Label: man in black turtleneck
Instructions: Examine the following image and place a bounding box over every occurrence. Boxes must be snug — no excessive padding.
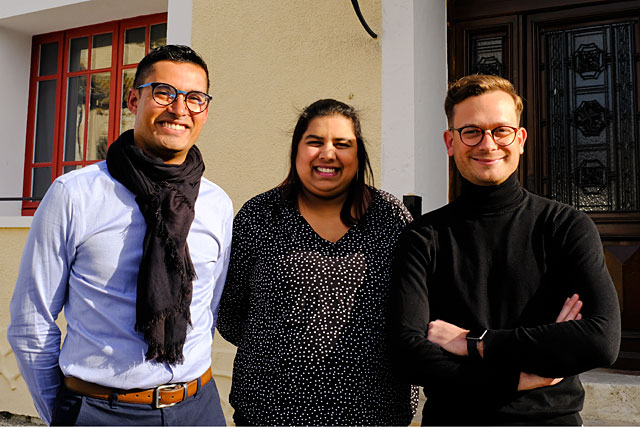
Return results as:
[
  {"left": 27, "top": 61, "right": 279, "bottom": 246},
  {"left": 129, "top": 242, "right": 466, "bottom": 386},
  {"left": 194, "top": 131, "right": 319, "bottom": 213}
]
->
[{"left": 390, "top": 75, "right": 620, "bottom": 425}]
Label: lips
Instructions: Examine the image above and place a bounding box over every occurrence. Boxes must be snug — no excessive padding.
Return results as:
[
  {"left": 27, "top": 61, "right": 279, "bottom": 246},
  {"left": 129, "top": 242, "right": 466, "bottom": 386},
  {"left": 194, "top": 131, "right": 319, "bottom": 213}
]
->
[
  {"left": 473, "top": 157, "right": 504, "bottom": 164},
  {"left": 314, "top": 166, "right": 340, "bottom": 177}
]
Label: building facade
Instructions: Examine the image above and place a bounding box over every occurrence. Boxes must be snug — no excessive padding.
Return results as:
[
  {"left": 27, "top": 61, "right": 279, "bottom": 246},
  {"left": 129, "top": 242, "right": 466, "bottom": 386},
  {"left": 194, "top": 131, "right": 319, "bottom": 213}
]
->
[{"left": 0, "top": 0, "right": 447, "bottom": 421}]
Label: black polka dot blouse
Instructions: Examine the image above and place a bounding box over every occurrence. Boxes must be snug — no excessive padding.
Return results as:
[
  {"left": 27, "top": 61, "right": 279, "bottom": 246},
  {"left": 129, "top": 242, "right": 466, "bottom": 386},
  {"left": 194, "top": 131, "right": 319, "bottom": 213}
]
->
[{"left": 217, "top": 187, "right": 417, "bottom": 426}]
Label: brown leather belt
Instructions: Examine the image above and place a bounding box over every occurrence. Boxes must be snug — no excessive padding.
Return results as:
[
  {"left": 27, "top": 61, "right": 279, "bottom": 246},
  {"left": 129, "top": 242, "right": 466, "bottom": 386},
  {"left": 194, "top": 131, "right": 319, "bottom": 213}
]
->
[{"left": 63, "top": 367, "right": 212, "bottom": 409}]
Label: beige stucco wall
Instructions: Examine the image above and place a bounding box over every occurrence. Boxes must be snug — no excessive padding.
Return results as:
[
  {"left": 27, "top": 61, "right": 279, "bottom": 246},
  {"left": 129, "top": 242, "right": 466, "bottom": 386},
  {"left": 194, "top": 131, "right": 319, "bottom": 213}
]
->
[
  {"left": 193, "top": 0, "right": 383, "bottom": 206},
  {"left": 0, "top": 0, "right": 382, "bottom": 423},
  {"left": 0, "top": 228, "right": 34, "bottom": 416},
  {"left": 192, "top": 1, "right": 382, "bottom": 422}
]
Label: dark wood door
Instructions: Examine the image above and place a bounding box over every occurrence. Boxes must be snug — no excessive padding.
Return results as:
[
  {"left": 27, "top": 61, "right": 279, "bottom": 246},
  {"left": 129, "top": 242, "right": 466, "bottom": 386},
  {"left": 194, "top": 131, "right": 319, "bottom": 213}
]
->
[{"left": 448, "top": 0, "right": 640, "bottom": 370}]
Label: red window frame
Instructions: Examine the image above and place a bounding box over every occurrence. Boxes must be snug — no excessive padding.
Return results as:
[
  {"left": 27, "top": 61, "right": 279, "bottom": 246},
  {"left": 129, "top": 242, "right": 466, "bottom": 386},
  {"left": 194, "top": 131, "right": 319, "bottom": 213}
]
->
[{"left": 22, "top": 13, "right": 167, "bottom": 216}]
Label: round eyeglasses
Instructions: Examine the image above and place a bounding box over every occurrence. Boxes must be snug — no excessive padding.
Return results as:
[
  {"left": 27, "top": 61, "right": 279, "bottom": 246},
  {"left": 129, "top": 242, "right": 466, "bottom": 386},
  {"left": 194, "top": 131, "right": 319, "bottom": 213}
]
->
[
  {"left": 137, "top": 82, "right": 212, "bottom": 114},
  {"left": 450, "top": 125, "right": 519, "bottom": 147}
]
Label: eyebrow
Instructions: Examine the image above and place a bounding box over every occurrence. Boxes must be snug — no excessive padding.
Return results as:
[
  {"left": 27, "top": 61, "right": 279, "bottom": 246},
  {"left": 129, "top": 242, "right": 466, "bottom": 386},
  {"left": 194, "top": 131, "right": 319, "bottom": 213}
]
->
[
  {"left": 304, "top": 134, "right": 354, "bottom": 142},
  {"left": 457, "top": 122, "right": 514, "bottom": 128}
]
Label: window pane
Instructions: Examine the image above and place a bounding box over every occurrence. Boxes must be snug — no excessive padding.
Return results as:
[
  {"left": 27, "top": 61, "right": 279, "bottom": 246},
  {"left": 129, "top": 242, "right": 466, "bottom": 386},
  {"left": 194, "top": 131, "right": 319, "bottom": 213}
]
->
[
  {"left": 64, "top": 76, "right": 87, "bottom": 162},
  {"left": 87, "top": 72, "right": 110, "bottom": 160},
  {"left": 470, "top": 36, "right": 506, "bottom": 78},
  {"left": 69, "top": 37, "right": 89, "bottom": 72},
  {"left": 34, "top": 80, "right": 57, "bottom": 163},
  {"left": 63, "top": 165, "right": 82, "bottom": 174},
  {"left": 32, "top": 167, "right": 52, "bottom": 199},
  {"left": 150, "top": 23, "right": 167, "bottom": 50},
  {"left": 39, "top": 42, "right": 59, "bottom": 76},
  {"left": 120, "top": 68, "right": 136, "bottom": 132},
  {"left": 91, "top": 33, "right": 113, "bottom": 69},
  {"left": 124, "top": 27, "right": 145, "bottom": 65}
]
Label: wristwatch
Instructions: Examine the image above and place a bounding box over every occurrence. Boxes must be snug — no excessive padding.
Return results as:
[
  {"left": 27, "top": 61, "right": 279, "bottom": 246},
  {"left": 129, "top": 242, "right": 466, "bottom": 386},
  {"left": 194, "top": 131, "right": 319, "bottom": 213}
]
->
[{"left": 466, "top": 328, "right": 487, "bottom": 359}]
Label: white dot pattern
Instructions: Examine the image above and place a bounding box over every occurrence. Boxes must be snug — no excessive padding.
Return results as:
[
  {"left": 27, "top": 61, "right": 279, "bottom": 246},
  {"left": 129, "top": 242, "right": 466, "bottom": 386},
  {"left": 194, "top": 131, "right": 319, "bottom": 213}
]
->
[{"left": 218, "top": 187, "right": 417, "bottom": 425}]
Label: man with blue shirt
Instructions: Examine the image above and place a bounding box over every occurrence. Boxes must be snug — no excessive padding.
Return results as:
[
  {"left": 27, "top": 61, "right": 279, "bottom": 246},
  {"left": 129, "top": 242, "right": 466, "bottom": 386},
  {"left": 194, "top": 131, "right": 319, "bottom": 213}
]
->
[{"left": 8, "top": 45, "right": 233, "bottom": 426}]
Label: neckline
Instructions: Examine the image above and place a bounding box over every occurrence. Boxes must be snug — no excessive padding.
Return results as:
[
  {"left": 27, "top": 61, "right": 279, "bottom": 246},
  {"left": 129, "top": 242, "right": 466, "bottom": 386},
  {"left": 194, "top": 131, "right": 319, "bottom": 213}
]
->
[
  {"left": 290, "top": 187, "right": 379, "bottom": 245},
  {"left": 456, "top": 172, "right": 524, "bottom": 214}
]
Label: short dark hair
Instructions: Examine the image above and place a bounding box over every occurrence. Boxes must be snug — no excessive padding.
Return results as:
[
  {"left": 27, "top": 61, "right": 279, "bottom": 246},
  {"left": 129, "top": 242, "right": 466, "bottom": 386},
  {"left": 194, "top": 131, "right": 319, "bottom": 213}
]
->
[
  {"left": 133, "top": 44, "right": 210, "bottom": 91},
  {"left": 444, "top": 74, "right": 523, "bottom": 126},
  {"left": 280, "top": 99, "right": 374, "bottom": 227}
]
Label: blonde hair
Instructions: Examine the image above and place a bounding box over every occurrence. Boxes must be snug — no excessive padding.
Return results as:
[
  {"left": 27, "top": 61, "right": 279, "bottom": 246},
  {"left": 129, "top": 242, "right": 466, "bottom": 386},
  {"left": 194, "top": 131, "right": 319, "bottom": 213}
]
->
[{"left": 444, "top": 74, "right": 523, "bottom": 126}]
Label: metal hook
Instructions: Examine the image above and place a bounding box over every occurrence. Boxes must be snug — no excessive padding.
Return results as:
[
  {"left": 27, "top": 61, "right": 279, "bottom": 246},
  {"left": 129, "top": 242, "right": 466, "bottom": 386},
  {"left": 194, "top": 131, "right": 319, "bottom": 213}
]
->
[{"left": 351, "top": 0, "right": 378, "bottom": 39}]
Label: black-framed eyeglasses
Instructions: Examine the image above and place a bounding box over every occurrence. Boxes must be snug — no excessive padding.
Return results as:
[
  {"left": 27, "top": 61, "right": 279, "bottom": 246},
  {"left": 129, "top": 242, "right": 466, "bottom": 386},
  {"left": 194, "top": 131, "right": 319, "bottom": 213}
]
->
[
  {"left": 449, "top": 125, "right": 519, "bottom": 147},
  {"left": 137, "top": 82, "right": 212, "bottom": 114}
]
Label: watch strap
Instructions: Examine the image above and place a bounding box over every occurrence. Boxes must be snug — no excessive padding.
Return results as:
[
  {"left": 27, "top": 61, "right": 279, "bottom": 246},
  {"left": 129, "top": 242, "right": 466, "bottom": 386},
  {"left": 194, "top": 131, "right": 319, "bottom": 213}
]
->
[{"left": 466, "top": 328, "right": 487, "bottom": 359}]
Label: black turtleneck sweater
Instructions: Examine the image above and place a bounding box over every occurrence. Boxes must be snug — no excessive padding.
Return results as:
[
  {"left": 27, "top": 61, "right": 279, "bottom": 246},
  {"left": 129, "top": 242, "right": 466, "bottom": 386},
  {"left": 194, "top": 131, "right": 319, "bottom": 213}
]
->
[{"left": 390, "top": 173, "right": 620, "bottom": 426}]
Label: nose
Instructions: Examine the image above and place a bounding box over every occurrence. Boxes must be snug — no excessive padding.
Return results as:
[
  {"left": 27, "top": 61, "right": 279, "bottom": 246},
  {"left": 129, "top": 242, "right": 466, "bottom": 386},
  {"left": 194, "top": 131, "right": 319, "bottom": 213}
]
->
[
  {"left": 319, "top": 143, "right": 336, "bottom": 160},
  {"left": 166, "top": 93, "right": 189, "bottom": 115},
  {"left": 476, "top": 129, "right": 499, "bottom": 150}
]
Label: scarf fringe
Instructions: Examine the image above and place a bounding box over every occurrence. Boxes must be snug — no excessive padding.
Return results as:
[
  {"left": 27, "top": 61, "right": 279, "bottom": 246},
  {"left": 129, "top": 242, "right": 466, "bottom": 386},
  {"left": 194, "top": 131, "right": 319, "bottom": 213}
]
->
[{"left": 144, "top": 338, "right": 187, "bottom": 364}]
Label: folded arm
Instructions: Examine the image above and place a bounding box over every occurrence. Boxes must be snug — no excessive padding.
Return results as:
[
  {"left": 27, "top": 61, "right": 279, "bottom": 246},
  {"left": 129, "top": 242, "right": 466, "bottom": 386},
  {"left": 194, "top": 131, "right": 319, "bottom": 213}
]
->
[
  {"left": 482, "top": 214, "right": 620, "bottom": 378},
  {"left": 426, "top": 213, "right": 620, "bottom": 379},
  {"left": 428, "top": 295, "right": 583, "bottom": 390},
  {"left": 389, "top": 228, "right": 520, "bottom": 402}
]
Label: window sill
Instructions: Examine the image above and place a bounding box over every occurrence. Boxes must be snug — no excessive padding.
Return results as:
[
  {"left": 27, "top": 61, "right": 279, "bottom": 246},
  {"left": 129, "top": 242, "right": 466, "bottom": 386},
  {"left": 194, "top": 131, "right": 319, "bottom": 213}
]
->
[{"left": 0, "top": 216, "right": 33, "bottom": 228}]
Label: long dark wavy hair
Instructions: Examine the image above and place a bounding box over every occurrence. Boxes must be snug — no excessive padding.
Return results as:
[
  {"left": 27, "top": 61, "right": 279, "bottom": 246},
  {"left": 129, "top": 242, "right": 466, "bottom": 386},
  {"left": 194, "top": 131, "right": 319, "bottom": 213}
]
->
[{"left": 279, "top": 99, "right": 374, "bottom": 227}]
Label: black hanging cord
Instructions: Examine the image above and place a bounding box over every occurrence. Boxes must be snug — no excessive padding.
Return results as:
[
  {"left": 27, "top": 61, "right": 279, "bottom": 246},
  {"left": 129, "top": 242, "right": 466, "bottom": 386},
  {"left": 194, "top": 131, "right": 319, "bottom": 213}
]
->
[{"left": 351, "top": 0, "right": 378, "bottom": 39}]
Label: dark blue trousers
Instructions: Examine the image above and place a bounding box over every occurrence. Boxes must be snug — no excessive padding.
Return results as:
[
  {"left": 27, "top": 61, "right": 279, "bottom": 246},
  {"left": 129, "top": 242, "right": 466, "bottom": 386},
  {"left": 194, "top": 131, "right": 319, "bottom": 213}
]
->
[{"left": 51, "top": 378, "right": 226, "bottom": 426}]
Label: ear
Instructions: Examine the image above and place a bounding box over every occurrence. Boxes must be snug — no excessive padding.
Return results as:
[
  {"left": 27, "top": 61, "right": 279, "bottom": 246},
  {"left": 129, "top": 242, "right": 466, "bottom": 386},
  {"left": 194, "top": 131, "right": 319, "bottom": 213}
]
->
[
  {"left": 443, "top": 130, "right": 455, "bottom": 157},
  {"left": 517, "top": 127, "right": 527, "bottom": 155},
  {"left": 127, "top": 88, "right": 139, "bottom": 115}
]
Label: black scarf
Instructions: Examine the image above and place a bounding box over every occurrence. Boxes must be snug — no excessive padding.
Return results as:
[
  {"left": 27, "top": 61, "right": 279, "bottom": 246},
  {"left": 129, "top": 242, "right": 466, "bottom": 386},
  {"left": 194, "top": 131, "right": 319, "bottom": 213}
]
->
[{"left": 106, "top": 130, "right": 204, "bottom": 365}]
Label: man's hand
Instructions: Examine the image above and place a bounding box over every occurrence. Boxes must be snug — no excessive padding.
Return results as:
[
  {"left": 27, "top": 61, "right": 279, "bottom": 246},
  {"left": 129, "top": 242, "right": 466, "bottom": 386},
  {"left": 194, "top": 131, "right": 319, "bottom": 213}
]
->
[
  {"left": 427, "top": 319, "right": 469, "bottom": 356},
  {"left": 556, "top": 293, "right": 582, "bottom": 322},
  {"left": 518, "top": 372, "right": 563, "bottom": 391},
  {"left": 518, "top": 294, "right": 583, "bottom": 391}
]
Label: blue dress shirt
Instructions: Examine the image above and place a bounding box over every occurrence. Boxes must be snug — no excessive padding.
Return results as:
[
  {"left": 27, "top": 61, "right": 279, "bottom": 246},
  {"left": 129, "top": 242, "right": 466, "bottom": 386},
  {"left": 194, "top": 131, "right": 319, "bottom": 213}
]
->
[{"left": 7, "top": 161, "right": 233, "bottom": 424}]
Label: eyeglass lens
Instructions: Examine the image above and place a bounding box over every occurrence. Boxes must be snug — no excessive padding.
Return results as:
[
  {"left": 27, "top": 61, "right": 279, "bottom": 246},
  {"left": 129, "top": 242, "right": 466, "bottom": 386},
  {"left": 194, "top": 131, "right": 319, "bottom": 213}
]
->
[
  {"left": 459, "top": 126, "right": 516, "bottom": 146},
  {"left": 152, "top": 83, "right": 209, "bottom": 113}
]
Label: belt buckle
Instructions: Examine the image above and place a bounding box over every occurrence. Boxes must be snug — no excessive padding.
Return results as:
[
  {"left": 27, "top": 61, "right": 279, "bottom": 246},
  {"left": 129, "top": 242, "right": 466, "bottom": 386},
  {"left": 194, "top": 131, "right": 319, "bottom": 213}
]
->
[{"left": 154, "top": 383, "right": 187, "bottom": 409}]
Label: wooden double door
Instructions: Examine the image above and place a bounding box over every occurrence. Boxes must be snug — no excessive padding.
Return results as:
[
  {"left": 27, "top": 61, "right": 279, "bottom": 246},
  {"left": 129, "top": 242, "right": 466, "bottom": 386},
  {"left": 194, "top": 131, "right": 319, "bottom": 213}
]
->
[{"left": 448, "top": 0, "right": 640, "bottom": 369}]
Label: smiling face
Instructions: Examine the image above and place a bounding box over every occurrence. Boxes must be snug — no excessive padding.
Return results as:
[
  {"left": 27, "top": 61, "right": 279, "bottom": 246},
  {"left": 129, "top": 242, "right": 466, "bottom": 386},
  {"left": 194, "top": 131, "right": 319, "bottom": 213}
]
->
[
  {"left": 295, "top": 114, "right": 358, "bottom": 200},
  {"left": 443, "top": 90, "right": 527, "bottom": 186},
  {"left": 127, "top": 60, "right": 209, "bottom": 164}
]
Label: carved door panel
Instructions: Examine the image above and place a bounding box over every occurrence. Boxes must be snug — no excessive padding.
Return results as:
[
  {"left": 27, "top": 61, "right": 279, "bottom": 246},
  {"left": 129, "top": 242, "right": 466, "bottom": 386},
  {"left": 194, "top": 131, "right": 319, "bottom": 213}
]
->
[
  {"left": 537, "top": 21, "right": 638, "bottom": 211},
  {"left": 531, "top": 13, "right": 640, "bottom": 370}
]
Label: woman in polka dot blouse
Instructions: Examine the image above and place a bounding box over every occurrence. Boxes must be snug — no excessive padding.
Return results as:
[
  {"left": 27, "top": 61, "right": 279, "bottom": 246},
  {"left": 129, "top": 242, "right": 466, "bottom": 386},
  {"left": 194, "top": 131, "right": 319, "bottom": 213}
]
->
[{"left": 217, "top": 99, "right": 417, "bottom": 426}]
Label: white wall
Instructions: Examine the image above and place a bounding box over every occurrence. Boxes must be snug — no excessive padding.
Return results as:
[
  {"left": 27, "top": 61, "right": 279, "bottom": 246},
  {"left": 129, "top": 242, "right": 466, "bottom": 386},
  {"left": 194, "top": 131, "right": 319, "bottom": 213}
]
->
[
  {"left": 0, "top": 27, "right": 31, "bottom": 216},
  {"left": 167, "top": 0, "right": 192, "bottom": 46},
  {"left": 0, "top": 0, "right": 166, "bottom": 33},
  {"left": 381, "top": 0, "right": 448, "bottom": 214},
  {"left": 0, "top": 0, "right": 87, "bottom": 19}
]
